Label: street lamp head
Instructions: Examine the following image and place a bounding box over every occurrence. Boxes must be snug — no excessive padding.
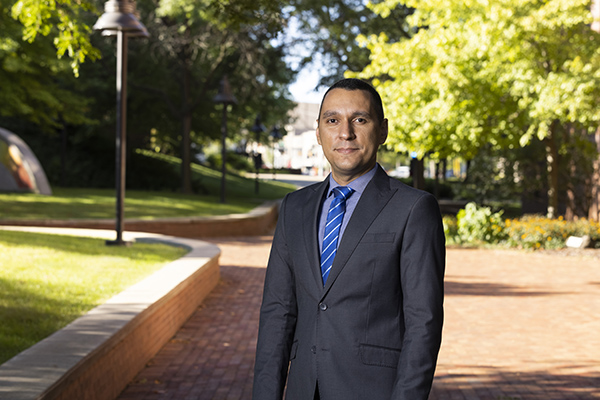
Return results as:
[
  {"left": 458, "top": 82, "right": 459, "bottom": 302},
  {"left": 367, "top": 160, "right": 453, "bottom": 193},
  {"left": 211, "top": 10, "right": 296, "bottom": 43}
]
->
[
  {"left": 251, "top": 114, "right": 265, "bottom": 134},
  {"left": 213, "top": 75, "right": 238, "bottom": 105},
  {"left": 270, "top": 125, "right": 282, "bottom": 140},
  {"left": 94, "top": 0, "right": 149, "bottom": 37}
]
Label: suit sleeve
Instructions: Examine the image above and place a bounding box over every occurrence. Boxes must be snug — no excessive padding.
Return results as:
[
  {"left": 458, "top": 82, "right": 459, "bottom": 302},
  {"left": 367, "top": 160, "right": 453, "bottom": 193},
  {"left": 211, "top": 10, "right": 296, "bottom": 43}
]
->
[
  {"left": 253, "top": 196, "right": 298, "bottom": 400},
  {"left": 393, "top": 193, "right": 446, "bottom": 400}
]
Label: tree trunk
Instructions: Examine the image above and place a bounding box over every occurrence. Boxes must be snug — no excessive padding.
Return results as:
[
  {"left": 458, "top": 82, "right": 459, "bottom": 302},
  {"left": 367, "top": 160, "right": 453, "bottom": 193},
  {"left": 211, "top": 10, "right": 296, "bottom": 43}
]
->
[
  {"left": 433, "top": 161, "right": 440, "bottom": 198},
  {"left": 589, "top": 127, "right": 600, "bottom": 222},
  {"left": 180, "top": 45, "right": 192, "bottom": 194},
  {"left": 410, "top": 157, "right": 425, "bottom": 190},
  {"left": 565, "top": 124, "right": 576, "bottom": 220},
  {"left": 544, "top": 122, "right": 560, "bottom": 219},
  {"left": 441, "top": 158, "right": 447, "bottom": 182},
  {"left": 60, "top": 124, "right": 67, "bottom": 187}
]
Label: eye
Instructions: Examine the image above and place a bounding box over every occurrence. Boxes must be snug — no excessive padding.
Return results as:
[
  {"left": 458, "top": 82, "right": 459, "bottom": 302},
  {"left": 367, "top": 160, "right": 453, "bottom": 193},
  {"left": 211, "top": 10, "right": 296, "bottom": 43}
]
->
[
  {"left": 354, "top": 117, "right": 367, "bottom": 124},
  {"left": 326, "top": 118, "right": 337, "bottom": 124}
]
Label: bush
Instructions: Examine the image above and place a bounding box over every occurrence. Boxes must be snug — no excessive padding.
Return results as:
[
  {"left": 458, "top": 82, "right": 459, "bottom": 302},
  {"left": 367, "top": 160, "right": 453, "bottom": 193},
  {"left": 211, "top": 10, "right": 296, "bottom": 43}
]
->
[
  {"left": 206, "top": 151, "right": 254, "bottom": 173},
  {"left": 505, "top": 216, "right": 600, "bottom": 250},
  {"left": 444, "top": 204, "right": 600, "bottom": 250},
  {"left": 456, "top": 202, "right": 507, "bottom": 245},
  {"left": 442, "top": 216, "right": 459, "bottom": 245},
  {"left": 127, "top": 149, "right": 181, "bottom": 191}
]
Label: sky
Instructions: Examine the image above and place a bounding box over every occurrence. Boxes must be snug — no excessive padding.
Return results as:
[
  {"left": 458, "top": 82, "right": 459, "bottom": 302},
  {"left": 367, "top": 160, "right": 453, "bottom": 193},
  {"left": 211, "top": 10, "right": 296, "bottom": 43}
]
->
[
  {"left": 280, "top": 15, "right": 328, "bottom": 105},
  {"left": 289, "top": 67, "right": 326, "bottom": 105}
]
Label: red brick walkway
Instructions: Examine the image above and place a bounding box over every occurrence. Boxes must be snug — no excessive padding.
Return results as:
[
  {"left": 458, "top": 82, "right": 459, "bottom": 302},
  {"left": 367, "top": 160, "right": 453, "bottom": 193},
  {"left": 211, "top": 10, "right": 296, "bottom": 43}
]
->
[{"left": 116, "top": 238, "right": 600, "bottom": 400}]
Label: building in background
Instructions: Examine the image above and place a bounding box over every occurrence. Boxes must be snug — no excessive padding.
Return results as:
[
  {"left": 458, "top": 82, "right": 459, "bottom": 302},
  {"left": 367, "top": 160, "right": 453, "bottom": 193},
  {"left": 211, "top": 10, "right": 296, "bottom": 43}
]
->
[{"left": 280, "top": 102, "right": 329, "bottom": 176}]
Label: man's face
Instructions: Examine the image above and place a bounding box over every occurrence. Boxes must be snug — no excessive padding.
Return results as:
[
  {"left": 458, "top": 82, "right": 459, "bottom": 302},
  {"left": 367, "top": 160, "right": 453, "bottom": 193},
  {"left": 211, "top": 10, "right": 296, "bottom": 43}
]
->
[{"left": 316, "top": 88, "right": 388, "bottom": 185}]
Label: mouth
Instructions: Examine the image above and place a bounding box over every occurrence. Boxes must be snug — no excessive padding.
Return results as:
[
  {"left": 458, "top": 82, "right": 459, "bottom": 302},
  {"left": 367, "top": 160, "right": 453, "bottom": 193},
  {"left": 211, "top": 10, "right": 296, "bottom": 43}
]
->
[{"left": 335, "top": 147, "right": 358, "bottom": 154}]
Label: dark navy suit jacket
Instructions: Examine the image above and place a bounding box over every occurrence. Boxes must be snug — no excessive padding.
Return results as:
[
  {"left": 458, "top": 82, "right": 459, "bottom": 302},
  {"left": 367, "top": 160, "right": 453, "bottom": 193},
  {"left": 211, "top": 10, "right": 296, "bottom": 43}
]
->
[{"left": 253, "top": 165, "right": 445, "bottom": 400}]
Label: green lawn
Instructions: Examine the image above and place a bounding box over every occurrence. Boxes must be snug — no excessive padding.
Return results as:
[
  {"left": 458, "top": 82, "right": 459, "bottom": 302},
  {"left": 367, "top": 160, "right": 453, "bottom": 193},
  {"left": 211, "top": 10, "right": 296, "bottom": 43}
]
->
[
  {"left": 0, "top": 180, "right": 295, "bottom": 222},
  {"left": 0, "top": 188, "right": 269, "bottom": 220},
  {"left": 0, "top": 150, "right": 296, "bottom": 221},
  {"left": 0, "top": 230, "right": 188, "bottom": 364}
]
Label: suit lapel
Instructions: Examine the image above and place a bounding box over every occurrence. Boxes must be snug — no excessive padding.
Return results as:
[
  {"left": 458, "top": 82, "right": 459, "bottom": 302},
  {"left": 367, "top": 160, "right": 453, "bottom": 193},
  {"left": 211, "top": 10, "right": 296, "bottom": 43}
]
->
[
  {"left": 323, "top": 167, "right": 396, "bottom": 294},
  {"left": 303, "top": 178, "right": 329, "bottom": 290}
]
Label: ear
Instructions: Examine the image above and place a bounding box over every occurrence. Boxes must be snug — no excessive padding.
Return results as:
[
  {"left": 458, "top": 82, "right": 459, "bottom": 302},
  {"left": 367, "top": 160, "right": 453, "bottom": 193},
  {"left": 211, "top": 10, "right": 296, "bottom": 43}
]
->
[
  {"left": 379, "top": 118, "right": 389, "bottom": 145},
  {"left": 316, "top": 127, "right": 322, "bottom": 145}
]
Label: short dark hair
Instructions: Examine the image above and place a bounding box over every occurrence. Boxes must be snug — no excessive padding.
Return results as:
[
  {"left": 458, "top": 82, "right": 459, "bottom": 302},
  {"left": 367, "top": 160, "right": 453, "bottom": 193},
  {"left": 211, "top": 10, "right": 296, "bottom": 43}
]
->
[{"left": 318, "top": 78, "right": 385, "bottom": 123}]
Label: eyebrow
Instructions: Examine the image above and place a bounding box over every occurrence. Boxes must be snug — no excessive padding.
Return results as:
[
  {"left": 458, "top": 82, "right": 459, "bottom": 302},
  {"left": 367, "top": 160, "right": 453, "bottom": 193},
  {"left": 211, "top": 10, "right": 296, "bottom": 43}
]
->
[{"left": 320, "top": 110, "right": 372, "bottom": 120}]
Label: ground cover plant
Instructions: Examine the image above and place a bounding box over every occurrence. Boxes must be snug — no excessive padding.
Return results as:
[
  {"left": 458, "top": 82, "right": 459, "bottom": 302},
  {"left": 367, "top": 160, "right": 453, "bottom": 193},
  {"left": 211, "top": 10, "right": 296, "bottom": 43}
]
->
[
  {"left": 0, "top": 230, "right": 188, "bottom": 364},
  {"left": 444, "top": 203, "right": 600, "bottom": 250}
]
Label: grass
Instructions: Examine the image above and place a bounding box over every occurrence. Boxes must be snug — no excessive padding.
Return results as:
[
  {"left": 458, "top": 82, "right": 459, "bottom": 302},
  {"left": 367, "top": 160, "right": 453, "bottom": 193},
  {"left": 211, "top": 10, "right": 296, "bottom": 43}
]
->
[
  {"left": 0, "top": 151, "right": 296, "bottom": 221},
  {"left": 0, "top": 230, "right": 188, "bottom": 364},
  {"left": 0, "top": 188, "right": 271, "bottom": 220}
]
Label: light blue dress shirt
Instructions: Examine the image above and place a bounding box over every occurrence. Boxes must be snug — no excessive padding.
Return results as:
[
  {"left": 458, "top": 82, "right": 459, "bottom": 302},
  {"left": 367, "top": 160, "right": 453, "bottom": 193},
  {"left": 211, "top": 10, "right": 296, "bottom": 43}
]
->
[{"left": 317, "top": 164, "right": 378, "bottom": 253}]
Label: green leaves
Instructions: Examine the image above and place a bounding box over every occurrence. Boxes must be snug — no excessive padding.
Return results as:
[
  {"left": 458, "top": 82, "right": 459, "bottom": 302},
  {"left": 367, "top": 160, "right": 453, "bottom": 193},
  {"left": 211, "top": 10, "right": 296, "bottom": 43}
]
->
[
  {"left": 355, "top": 0, "right": 600, "bottom": 159},
  {"left": 10, "top": 0, "right": 100, "bottom": 76}
]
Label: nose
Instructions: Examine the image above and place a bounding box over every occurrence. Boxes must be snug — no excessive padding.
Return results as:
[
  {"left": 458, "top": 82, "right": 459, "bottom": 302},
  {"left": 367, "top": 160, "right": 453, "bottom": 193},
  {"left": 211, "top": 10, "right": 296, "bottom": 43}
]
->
[{"left": 339, "top": 120, "right": 356, "bottom": 140}]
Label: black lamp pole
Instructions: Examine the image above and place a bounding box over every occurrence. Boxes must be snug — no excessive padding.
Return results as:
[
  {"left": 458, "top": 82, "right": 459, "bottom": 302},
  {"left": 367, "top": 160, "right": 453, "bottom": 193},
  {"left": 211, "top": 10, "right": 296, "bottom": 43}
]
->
[
  {"left": 113, "top": 30, "right": 127, "bottom": 245},
  {"left": 219, "top": 105, "right": 227, "bottom": 203},
  {"left": 94, "top": 0, "right": 148, "bottom": 245},
  {"left": 213, "top": 76, "right": 238, "bottom": 204},
  {"left": 251, "top": 115, "right": 265, "bottom": 194}
]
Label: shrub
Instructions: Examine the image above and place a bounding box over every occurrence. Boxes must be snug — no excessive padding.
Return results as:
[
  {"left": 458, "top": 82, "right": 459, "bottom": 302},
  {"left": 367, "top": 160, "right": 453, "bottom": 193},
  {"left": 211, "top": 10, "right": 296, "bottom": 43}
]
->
[
  {"left": 444, "top": 204, "right": 600, "bottom": 250},
  {"left": 442, "top": 215, "right": 459, "bottom": 245},
  {"left": 456, "top": 202, "right": 507, "bottom": 245},
  {"left": 505, "top": 216, "right": 600, "bottom": 250},
  {"left": 127, "top": 149, "right": 181, "bottom": 191},
  {"left": 206, "top": 151, "right": 254, "bottom": 173}
]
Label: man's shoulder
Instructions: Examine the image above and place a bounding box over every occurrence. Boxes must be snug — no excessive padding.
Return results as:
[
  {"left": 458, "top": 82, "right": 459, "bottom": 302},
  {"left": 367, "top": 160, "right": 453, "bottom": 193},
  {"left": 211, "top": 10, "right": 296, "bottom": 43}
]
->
[
  {"left": 282, "top": 180, "right": 325, "bottom": 203},
  {"left": 384, "top": 176, "right": 438, "bottom": 204}
]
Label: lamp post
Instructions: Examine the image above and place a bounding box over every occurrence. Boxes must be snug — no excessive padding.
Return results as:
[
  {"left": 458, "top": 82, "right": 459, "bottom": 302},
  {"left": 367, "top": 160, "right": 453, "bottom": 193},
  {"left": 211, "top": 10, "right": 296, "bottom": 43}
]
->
[
  {"left": 251, "top": 115, "right": 265, "bottom": 194},
  {"left": 94, "top": 0, "right": 148, "bottom": 246},
  {"left": 213, "top": 76, "right": 238, "bottom": 203}
]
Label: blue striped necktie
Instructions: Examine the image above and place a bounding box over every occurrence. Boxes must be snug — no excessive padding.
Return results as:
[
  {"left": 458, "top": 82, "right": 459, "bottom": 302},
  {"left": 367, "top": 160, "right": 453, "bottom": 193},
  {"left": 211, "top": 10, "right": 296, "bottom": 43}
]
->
[{"left": 321, "top": 186, "right": 353, "bottom": 285}]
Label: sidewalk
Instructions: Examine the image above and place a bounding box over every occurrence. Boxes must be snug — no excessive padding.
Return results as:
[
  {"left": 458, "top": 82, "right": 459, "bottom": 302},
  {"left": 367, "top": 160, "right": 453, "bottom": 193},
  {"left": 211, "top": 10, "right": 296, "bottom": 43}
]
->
[{"left": 115, "top": 239, "right": 600, "bottom": 400}]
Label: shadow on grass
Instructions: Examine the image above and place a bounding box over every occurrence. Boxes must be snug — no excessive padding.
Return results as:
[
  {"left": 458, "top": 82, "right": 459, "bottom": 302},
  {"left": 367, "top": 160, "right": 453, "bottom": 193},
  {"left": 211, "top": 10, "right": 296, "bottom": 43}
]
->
[
  {"left": 0, "top": 276, "right": 92, "bottom": 364},
  {"left": 0, "top": 230, "right": 186, "bottom": 259}
]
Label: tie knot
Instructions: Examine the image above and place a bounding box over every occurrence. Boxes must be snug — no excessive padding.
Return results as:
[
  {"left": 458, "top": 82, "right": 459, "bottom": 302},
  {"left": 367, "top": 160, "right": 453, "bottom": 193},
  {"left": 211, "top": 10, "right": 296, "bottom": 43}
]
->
[{"left": 332, "top": 186, "right": 353, "bottom": 201}]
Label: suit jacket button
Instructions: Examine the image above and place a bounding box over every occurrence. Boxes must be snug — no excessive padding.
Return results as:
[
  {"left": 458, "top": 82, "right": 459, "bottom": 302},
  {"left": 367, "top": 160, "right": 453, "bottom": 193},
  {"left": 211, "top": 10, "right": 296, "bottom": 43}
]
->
[
  {"left": 311, "top": 346, "right": 316, "bottom": 354},
  {"left": 319, "top": 302, "right": 327, "bottom": 311}
]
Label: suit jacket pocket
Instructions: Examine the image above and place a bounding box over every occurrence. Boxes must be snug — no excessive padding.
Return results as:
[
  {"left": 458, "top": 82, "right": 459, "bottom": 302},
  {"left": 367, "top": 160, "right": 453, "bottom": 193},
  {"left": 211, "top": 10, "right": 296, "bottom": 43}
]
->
[
  {"left": 359, "top": 344, "right": 401, "bottom": 368},
  {"left": 290, "top": 340, "right": 299, "bottom": 360},
  {"left": 361, "top": 233, "right": 396, "bottom": 243}
]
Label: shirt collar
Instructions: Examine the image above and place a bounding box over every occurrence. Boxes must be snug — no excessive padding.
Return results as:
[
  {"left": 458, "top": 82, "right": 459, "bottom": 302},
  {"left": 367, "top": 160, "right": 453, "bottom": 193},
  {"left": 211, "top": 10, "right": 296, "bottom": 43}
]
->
[{"left": 327, "top": 164, "right": 378, "bottom": 197}]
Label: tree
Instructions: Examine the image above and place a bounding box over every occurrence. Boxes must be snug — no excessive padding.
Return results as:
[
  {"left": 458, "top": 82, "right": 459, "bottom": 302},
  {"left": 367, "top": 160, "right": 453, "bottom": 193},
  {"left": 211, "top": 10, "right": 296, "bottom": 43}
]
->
[
  {"left": 4, "top": 0, "right": 296, "bottom": 193},
  {"left": 287, "top": 0, "right": 413, "bottom": 88},
  {"left": 0, "top": 0, "right": 96, "bottom": 131},
  {"left": 120, "top": 0, "right": 296, "bottom": 193},
  {"left": 9, "top": 0, "right": 100, "bottom": 76},
  {"left": 355, "top": 0, "right": 600, "bottom": 218}
]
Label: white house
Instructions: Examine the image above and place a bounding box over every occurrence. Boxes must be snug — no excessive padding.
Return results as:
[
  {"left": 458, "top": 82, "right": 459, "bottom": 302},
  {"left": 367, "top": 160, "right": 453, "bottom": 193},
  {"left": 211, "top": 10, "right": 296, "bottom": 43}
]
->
[{"left": 280, "top": 102, "right": 330, "bottom": 177}]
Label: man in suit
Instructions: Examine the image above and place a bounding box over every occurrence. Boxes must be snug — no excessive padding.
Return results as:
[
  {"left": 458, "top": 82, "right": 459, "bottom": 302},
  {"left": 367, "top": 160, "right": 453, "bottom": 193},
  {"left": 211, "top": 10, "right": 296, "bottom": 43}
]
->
[{"left": 253, "top": 78, "right": 445, "bottom": 400}]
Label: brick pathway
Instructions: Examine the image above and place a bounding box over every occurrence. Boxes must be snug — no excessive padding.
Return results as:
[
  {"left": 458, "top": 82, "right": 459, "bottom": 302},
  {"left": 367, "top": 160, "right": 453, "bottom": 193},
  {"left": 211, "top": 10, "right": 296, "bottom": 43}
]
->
[{"left": 115, "top": 239, "right": 600, "bottom": 400}]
